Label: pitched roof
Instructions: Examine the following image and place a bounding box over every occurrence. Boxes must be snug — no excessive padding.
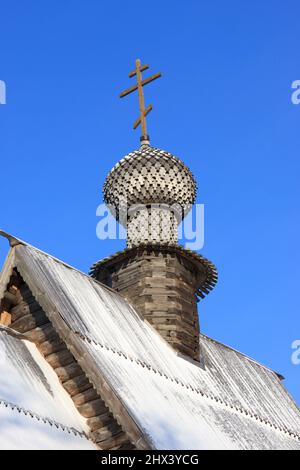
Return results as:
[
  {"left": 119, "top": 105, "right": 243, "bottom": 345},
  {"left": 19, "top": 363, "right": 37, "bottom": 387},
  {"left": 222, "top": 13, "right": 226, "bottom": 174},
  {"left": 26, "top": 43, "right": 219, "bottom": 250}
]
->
[
  {"left": 0, "top": 234, "right": 300, "bottom": 449},
  {"left": 0, "top": 327, "right": 96, "bottom": 450}
]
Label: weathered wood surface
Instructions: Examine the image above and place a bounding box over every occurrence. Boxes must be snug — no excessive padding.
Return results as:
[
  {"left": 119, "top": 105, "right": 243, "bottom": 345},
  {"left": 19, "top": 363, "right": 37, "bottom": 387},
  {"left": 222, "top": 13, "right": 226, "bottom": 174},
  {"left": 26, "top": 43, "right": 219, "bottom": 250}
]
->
[
  {"left": 63, "top": 374, "right": 91, "bottom": 397},
  {"left": 72, "top": 387, "right": 99, "bottom": 407},
  {"left": 38, "top": 337, "right": 65, "bottom": 356},
  {"left": 46, "top": 349, "right": 74, "bottom": 369},
  {"left": 3, "top": 272, "right": 134, "bottom": 450},
  {"left": 87, "top": 413, "right": 112, "bottom": 432},
  {"left": 96, "top": 249, "right": 201, "bottom": 361},
  {"left": 55, "top": 362, "right": 84, "bottom": 383},
  {"left": 23, "top": 323, "right": 57, "bottom": 343},
  {"left": 78, "top": 398, "right": 108, "bottom": 418},
  {"left": 10, "top": 310, "right": 49, "bottom": 333}
]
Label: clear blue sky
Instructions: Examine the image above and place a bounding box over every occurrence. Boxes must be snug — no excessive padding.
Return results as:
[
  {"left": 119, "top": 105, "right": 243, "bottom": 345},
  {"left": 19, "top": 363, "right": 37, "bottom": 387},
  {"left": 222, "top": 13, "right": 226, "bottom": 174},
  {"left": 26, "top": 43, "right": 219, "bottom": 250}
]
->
[{"left": 0, "top": 1, "right": 299, "bottom": 403}]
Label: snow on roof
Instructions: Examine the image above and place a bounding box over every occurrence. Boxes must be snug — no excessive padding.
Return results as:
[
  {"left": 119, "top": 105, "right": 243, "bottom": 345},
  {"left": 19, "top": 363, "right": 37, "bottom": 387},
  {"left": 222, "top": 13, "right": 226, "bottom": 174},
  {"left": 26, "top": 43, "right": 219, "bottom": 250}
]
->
[
  {"left": 1, "top": 238, "right": 300, "bottom": 449},
  {"left": 0, "top": 329, "right": 96, "bottom": 450},
  {"left": 0, "top": 404, "right": 96, "bottom": 450}
]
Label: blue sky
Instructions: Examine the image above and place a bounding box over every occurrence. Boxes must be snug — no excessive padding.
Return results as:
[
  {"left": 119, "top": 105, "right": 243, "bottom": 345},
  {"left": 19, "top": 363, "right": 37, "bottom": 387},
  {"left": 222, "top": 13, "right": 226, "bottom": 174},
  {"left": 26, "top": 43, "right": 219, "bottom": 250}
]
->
[{"left": 0, "top": 1, "right": 299, "bottom": 403}]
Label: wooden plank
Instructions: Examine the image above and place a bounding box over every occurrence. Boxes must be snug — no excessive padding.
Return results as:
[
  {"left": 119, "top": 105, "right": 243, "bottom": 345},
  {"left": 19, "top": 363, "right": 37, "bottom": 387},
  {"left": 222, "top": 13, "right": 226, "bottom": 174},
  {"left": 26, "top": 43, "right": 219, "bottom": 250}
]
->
[
  {"left": 12, "top": 311, "right": 49, "bottom": 333},
  {"left": 119, "top": 82, "right": 138, "bottom": 98},
  {"left": 119, "top": 73, "right": 162, "bottom": 98},
  {"left": 133, "top": 104, "right": 153, "bottom": 129},
  {"left": 87, "top": 413, "right": 112, "bottom": 432},
  {"left": 56, "top": 362, "right": 85, "bottom": 383},
  {"left": 46, "top": 349, "right": 74, "bottom": 369},
  {"left": 100, "top": 431, "right": 131, "bottom": 450},
  {"left": 11, "top": 301, "right": 46, "bottom": 322},
  {"left": 97, "top": 248, "right": 200, "bottom": 361},
  {"left": 38, "top": 336, "right": 65, "bottom": 356},
  {"left": 128, "top": 64, "right": 149, "bottom": 78},
  {"left": 63, "top": 374, "right": 92, "bottom": 397},
  {"left": 3, "top": 275, "right": 133, "bottom": 450},
  {"left": 3, "top": 291, "right": 18, "bottom": 306},
  {"left": 78, "top": 398, "right": 108, "bottom": 418},
  {"left": 72, "top": 387, "right": 99, "bottom": 407}
]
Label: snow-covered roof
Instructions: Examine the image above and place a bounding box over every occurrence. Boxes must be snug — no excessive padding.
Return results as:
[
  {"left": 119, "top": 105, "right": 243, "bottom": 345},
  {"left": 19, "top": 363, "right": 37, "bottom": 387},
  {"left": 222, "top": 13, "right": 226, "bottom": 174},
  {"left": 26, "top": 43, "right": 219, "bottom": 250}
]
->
[
  {"left": 0, "top": 328, "right": 96, "bottom": 450},
  {"left": 0, "top": 235, "right": 300, "bottom": 449}
]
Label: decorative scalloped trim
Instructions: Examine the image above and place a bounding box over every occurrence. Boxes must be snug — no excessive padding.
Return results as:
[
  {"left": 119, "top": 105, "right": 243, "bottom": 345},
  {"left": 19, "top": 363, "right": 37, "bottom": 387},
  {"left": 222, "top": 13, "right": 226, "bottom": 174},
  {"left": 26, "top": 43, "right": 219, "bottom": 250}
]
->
[
  {"left": 0, "top": 399, "right": 89, "bottom": 439},
  {"left": 74, "top": 332, "right": 300, "bottom": 443},
  {"left": 90, "top": 243, "right": 218, "bottom": 298}
]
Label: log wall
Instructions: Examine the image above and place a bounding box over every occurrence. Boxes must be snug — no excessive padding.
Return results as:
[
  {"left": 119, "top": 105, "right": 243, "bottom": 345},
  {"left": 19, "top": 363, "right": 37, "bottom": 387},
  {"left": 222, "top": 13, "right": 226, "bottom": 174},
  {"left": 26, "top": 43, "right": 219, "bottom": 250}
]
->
[{"left": 0, "top": 271, "right": 134, "bottom": 450}]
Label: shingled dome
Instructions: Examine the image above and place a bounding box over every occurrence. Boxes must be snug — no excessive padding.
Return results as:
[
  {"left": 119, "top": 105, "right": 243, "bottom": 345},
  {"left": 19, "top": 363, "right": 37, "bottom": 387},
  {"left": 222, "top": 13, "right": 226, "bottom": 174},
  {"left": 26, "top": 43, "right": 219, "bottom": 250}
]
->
[{"left": 103, "top": 144, "right": 197, "bottom": 221}]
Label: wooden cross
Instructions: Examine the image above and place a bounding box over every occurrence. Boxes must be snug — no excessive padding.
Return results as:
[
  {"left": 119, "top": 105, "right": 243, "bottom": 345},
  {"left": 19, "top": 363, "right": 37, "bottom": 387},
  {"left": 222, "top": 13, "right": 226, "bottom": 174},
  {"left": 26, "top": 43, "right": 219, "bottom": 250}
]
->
[{"left": 119, "top": 59, "right": 161, "bottom": 142}]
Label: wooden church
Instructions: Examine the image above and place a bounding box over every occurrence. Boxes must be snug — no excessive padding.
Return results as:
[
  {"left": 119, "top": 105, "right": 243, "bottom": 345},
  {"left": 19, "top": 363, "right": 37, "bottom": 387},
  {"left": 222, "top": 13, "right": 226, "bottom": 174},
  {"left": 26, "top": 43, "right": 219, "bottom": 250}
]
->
[{"left": 0, "top": 60, "right": 299, "bottom": 450}]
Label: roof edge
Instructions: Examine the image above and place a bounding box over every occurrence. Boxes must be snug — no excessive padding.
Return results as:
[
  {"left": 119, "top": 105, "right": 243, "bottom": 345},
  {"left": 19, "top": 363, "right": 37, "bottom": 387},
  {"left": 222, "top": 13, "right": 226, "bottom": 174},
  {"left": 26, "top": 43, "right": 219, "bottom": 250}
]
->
[
  {"left": 0, "top": 398, "right": 88, "bottom": 439},
  {"left": 11, "top": 253, "right": 153, "bottom": 450},
  {"left": 0, "top": 230, "right": 26, "bottom": 247},
  {"left": 201, "top": 333, "right": 285, "bottom": 381}
]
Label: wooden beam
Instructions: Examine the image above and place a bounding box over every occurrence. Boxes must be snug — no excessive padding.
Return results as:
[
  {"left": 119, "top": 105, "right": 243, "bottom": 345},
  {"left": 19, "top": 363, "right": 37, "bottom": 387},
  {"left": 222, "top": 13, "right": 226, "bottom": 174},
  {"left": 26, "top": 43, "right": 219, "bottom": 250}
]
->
[
  {"left": 128, "top": 64, "right": 149, "bottom": 78},
  {"left": 135, "top": 59, "right": 147, "bottom": 138},
  {"left": 119, "top": 73, "right": 162, "bottom": 98},
  {"left": 4, "top": 291, "right": 18, "bottom": 306},
  {"left": 133, "top": 104, "right": 153, "bottom": 129},
  {"left": 139, "top": 72, "right": 161, "bottom": 88},
  {"left": 119, "top": 83, "right": 139, "bottom": 98}
]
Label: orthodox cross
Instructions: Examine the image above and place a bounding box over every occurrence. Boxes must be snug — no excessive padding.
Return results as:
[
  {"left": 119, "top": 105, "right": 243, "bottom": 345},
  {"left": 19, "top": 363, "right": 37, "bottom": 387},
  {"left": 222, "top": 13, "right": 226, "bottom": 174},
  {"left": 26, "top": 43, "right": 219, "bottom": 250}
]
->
[{"left": 119, "top": 59, "right": 161, "bottom": 142}]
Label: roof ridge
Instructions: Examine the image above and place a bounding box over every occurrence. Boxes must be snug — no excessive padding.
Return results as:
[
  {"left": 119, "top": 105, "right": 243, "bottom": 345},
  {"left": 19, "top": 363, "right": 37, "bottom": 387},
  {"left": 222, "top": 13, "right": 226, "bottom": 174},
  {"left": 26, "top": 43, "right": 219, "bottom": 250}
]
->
[
  {"left": 75, "top": 331, "right": 300, "bottom": 442},
  {"left": 0, "top": 399, "right": 88, "bottom": 438}
]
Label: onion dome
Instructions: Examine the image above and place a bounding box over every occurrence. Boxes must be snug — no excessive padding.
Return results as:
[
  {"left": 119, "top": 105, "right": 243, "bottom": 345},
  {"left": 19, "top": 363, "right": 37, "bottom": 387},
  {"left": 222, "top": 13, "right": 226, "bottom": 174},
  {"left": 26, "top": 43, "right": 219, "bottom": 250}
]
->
[
  {"left": 103, "top": 144, "right": 197, "bottom": 248},
  {"left": 103, "top": 144, "right": 197, "bottom": 218}
]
